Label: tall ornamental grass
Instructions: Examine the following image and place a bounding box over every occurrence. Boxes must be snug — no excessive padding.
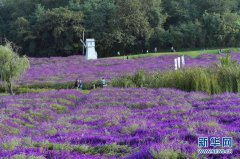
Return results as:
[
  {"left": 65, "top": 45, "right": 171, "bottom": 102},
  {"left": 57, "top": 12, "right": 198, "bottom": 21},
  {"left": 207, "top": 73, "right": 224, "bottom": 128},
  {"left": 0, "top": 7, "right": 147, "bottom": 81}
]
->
[{"left": 112, "top": 55, "right": 240, "bottom": 94}]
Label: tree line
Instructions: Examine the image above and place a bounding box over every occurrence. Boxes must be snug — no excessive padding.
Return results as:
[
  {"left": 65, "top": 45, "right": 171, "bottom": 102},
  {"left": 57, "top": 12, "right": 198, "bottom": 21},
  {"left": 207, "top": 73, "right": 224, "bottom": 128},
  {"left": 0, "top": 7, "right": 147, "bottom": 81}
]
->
[{"left": 0, "top": 0, "right": 240, "bottom": 57}]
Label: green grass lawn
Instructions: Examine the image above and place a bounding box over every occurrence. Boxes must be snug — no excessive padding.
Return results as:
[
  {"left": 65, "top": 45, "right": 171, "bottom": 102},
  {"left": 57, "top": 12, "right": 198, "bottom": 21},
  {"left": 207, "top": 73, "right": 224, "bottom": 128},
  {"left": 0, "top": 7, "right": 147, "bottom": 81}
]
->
[
  {"left": 0, "top": 93, "right": 9, "bottom": 96},
  {"left": 114, "top": 48, "right": 240, "bottom": 59}
]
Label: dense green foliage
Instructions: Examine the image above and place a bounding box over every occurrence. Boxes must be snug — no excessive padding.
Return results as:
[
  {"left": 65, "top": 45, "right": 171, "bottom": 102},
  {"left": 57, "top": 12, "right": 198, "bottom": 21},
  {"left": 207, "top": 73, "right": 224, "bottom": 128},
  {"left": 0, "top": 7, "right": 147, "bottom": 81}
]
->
[
  {"left": 1, "top": 0, "right": 240, "bottom": 57},
  {"left": 112, "top": 56, "right": 240, "bottom": 94},
  {"left": 0, "top": 42, "right": 30, "bottom": 94}
]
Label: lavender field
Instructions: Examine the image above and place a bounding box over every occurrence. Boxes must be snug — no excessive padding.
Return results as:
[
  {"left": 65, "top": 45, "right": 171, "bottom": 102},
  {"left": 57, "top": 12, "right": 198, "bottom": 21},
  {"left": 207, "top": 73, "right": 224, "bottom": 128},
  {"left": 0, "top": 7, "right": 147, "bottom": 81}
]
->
[
  {"left": 2, "top": 0, "right": 240, "bottom": 158},
  {"left": 0, "top": 88, "right": 239, "bottom": 158},
  {"left": 20, "top": 53, "right": 240, "bottom": 85}
]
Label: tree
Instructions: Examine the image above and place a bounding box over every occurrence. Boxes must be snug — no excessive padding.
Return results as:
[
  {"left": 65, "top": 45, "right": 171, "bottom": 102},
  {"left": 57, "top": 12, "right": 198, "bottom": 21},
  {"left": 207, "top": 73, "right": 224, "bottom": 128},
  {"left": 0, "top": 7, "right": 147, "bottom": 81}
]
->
[
  {"left": 78, "top": 0, "right": 116, "bottom": 57},
  {"left": 0, "top": 42, "right": 30, "bottom": 95},
  {"left": 162, "top": 0, "right": 192, "bottom": 27},
  {"left": 141, "top": 0, "right": 167, "bottom": 51},
  {"left": 192, "top": 0, "right": 238, "bottom": 16},
  {"left": 111, "top": 0, "right": 151, "bottom": 53},
  {"left": 1, "top": 0, "right": 240, "bottom": 56},
  {"left": 140, "top": 0, "right": 166, "bottom": 28},
  {"left": 221, "top": 12, "right": 240, "bottom": 47},
  {"left": 201, "top": 12, "right": 223, "bottom": 47},
  {"left": 10, "top": 17, "right": 36, "bottom": 56},
  {"left": 34, "top": 7, "right": 84, "bottom": 56},
  {"left": 170, "top": 20, "right": 204, "bottom": 49}
]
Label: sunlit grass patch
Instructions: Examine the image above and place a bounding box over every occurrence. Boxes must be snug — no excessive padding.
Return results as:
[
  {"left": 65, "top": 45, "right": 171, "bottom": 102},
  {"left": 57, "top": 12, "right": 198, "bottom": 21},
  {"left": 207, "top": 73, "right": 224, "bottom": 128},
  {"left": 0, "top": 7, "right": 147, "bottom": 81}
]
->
[
  {"left": 45, "top": 128, "right": 58, "bottom": 135},
  {"left": 16, "top": 87, "right": 54, "bottom": 94},
  {"left": 0, "top": 124, "right": 20, "bottom": 135},
  {"left": 206, "top": 121, "right": 219, "bottom": 128},
  {"left": 57, "top": 98, "right": 74, "bottom": 106},
  {"left": 20, "top": 140, "right": 132, "bottom": 157},
  {"left": 51, "top": 104, "right": 68, "bottom": 113},
  {"left": 150, "top": 149, "right": 187, "bottom": 159},
  {"left": 28, "top": 111, "right": 47, "bottom": 121},
  {"left": 0, "top": 138, "right": 20, "bottom": 150},
  {"left": 80, "top": 90, "right": 91, "bottom": 94},
  {"left": 83, "top": 116, "right": 101, "bottom": 123},
  {"left": 68, "top": 94, "right": 78, "bottom": 101},
  {"left": 13, "top": 118, "right": 35, "bottom": 129},
  {"left": 121, "top": 124, "right": 139, "bottom": 135},
  {"left": 129, "top": 102, "right": 156, "bottom": 109},
  {"left": 11, "top": 154, "right": 45, "bottom": 159}
]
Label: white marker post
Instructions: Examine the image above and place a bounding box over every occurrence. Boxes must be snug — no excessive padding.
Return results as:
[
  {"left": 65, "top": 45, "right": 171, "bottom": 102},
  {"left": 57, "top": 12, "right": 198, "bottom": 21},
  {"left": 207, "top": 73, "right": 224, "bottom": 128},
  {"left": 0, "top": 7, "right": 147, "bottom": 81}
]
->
[
  {"left": 181, "top": 56, "right": 185, "bottom": 67},
  {"left": 174, "top": 58, "right": 178, "bottom": 70},
  {"left": 175, "top": 56, "right": 186, "bottom": 70},
  {"left": 178, "top": 57, "right": 181, "bottom": 69}
]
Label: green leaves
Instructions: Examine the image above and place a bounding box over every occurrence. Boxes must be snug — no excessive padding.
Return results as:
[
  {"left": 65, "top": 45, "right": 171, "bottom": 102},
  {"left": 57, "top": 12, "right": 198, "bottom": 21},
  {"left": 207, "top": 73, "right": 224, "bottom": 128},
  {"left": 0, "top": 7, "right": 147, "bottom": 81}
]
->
[
  {"left": 36, "top": 7, "right": 84, "bottom": 56},
  {"left": 0, "top": 42, "right": 30, "bottom": 94},
  {"left": 1, "top": 0, "right": 240, "bottom": 56},
  {"left": 217, "top": 54, "right": 236, "bottom": 67}
]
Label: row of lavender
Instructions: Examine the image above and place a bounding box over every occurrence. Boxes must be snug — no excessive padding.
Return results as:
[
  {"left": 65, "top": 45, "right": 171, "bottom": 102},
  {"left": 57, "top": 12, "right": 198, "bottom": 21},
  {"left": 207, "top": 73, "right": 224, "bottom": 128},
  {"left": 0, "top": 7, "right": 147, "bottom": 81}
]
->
[
  {"left": 20, "top": 53, "right": 240, "bottom": 85},
  {"left": 0, "top": 88, "right": 239, "bottom": 158}
]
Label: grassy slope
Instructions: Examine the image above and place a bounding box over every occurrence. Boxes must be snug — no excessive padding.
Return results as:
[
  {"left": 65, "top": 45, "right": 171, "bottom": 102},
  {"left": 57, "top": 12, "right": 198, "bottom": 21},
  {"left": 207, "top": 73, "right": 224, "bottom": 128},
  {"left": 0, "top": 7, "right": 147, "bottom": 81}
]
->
[{"left": 114, "top": 48, "right": 240, "bottom": 59}]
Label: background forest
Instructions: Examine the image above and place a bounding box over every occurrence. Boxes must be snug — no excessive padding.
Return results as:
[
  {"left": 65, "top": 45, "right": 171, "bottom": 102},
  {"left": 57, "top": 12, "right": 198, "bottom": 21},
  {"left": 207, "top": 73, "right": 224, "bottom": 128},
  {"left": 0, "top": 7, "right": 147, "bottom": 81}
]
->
[{"left": 1, "top": 0, "right": 240, "bottom": 57}]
